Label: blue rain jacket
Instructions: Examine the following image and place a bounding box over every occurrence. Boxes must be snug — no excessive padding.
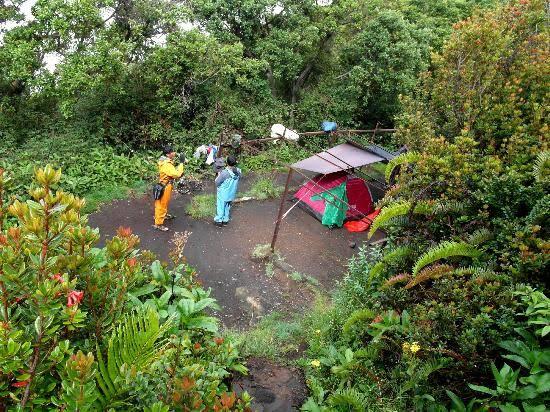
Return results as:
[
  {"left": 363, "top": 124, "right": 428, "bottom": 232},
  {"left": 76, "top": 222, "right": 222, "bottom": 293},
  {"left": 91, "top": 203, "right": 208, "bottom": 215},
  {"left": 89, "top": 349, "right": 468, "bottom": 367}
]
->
[{"left": 215, "top": 167, "right": 241, "bottom": 202}]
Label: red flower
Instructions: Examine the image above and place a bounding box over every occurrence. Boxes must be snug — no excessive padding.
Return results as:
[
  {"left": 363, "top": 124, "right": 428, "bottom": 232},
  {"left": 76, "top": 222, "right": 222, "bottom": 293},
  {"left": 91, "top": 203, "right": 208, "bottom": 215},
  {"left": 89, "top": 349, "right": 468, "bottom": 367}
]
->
[
  {"left": 0, "top": 234, "right": 7, "bottom": 245},
  {"left": 214, "top": 337, "right": 224, "bottom": 346},
  {"left": 371, "top": 315, "right": 383, "bottom": 324},
  {"left": 117, "top": 226, "right": 133, "bottom": 238},
  {"left": 193, "top": 342, "right": 201, "bottom": 350},
  {"left": 12, "top": 380, "right": 29, "bottom": 388},
  {"left": 127, "top": 257, "right": 137, "bottom": 268},
  {"left": 67, "top": 290, "right": 84, "bottom": 307},
  {"left": 51, "top": 273, "right": 64, "bottom": 283}
]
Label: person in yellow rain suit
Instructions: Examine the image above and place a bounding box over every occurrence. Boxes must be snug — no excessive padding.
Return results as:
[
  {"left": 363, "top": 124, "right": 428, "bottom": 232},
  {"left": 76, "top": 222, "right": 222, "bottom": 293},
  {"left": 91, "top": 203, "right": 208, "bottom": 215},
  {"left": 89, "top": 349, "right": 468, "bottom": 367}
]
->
[{"left": 153, "top": 145, "right": 185, "bottom": 231}]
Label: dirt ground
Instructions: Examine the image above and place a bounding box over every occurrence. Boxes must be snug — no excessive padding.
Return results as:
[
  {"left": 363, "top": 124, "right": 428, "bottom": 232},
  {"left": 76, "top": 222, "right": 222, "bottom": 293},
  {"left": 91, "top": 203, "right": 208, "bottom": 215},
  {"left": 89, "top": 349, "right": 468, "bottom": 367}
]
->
[
  {"left": 89, "top": 177, "right": 382, "bottom": 328},
  {"left": 88, "top": 176, "right": 383, "bottom": 411},
  {"left": 89, "top": 177, "right": 384, "bottom": 328},
  {"left": 232, "top": 358, "right": 308, "bottom": 411}
]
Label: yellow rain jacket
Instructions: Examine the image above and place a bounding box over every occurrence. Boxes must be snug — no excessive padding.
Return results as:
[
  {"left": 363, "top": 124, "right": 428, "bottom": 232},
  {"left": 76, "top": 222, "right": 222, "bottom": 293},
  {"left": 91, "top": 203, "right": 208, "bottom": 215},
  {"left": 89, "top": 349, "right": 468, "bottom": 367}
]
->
[
  {"left": 154, "top": 156, "right": 184, "bottom": 226},
  {"left": 158, "top": 156, "right": 184, "bottom": 185}
]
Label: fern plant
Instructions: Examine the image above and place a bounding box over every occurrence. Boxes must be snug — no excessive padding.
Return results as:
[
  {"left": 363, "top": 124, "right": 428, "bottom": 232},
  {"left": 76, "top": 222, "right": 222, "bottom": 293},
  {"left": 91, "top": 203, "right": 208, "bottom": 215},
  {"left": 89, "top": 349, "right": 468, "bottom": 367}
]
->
[
  {"left": 368, "top": 201, "right": 433, "bottom": 238},
  {"left": 533, "top": 150, "right": 549, "bottom": 184},
  {"left": 342, "top": 309, "right": 376, "bottom": 338},
  {"left": 327, "top": 388, "right": 369, "bottom": 411},
  {"left": 405, "top": 264, "right": 454, "bottom": 289},
  {"left": 368, "top": 246, "right": 414, "bottom": 282},
  {"left": 385, "top": 151, "right": 421, "bottom": 183},
  {"left": 466, "top": 228, "right": 493, "bottom": 246},
  {"left": 400, "top": 358, "right": 449, "bottom": 394},
  {"left": 412, "top": 241, "right": 483, "bottom": 276},
  {"left": 94, "top": 309, "right": 173, "bottom": 408}
]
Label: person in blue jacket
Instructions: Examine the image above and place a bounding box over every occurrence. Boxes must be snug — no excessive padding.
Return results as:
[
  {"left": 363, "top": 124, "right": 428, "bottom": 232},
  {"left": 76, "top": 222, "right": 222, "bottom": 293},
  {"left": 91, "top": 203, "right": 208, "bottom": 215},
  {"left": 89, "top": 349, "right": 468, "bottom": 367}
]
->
[{"left": 214, "top": 155, "right": 242, "bottom": 227}]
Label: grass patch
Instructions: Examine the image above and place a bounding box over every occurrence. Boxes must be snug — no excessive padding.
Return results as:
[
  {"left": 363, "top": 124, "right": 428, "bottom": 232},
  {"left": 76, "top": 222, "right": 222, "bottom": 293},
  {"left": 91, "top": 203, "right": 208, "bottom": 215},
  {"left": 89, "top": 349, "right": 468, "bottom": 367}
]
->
[
  {"left": 287, "top": 270, "right": 321, "bottom": 289},
  {"left": 251, "top": 243, "right": 272, "bottom": 261},
  {"left": 225, "top": 294, "right": 332, "bottom": 363},
  {"left": 185, "top": 193, "right": 216, "bottom": 219},
  {"left": 225, "top": 312, "right": 303, "bottom": 361},
  {"left": 244, "top": 176, "right": 283, "bottom": 200},
  {"left": 265, "top": 261, "right": 275, "bottom": 278}
]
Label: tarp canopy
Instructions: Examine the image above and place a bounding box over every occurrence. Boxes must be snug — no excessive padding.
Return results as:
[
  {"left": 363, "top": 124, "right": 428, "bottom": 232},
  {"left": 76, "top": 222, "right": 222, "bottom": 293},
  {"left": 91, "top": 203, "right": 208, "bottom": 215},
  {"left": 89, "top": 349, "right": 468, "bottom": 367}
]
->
[{"left": 291, "top": 143, "right": 385, "bottom": 174}]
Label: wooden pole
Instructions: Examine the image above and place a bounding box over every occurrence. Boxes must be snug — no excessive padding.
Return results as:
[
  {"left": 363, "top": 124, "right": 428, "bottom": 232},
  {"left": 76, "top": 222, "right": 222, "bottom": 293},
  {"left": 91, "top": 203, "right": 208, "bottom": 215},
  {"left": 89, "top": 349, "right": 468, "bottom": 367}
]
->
[
  {"left": 298, "top": 129, "right": 396, "bottom": 136},
  {"left": 270, "top": 168, "right": 294, "bottom": 252}
]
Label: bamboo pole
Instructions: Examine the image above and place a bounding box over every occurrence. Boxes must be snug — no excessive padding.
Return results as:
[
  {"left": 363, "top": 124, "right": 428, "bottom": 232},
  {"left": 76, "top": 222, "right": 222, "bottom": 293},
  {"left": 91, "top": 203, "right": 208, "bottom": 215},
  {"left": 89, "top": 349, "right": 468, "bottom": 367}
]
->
[{"left": 270, "top": 168, "right": 294, "bottom": 252}]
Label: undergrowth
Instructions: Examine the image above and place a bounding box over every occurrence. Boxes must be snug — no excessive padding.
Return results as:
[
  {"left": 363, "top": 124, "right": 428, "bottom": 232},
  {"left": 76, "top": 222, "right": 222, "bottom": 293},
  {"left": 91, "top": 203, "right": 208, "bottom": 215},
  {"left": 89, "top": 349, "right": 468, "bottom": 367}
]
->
[
  {"left": 244, "top": 175, "right": 283, "bottom": 200},
  {"left": 0, "top": 132, "right": 155, "bottom": 212}
]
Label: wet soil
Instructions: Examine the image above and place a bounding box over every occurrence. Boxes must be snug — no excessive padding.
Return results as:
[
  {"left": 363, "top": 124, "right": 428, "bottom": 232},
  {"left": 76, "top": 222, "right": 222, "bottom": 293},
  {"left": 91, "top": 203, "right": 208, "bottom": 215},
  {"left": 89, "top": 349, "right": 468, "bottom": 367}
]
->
[
  {"left": 88, "top": 176, "right": 382, "bottom": 328},
  {"left": 232, "top": 358, "right": 308, "bottom": 411}
]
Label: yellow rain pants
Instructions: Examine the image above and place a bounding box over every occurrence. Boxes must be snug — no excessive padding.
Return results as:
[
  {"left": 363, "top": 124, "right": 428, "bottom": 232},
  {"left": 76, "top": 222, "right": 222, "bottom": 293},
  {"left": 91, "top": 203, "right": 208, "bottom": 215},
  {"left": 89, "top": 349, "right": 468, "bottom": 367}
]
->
[{"left": 154, "top": 183, "right": 173, "bottom": 225}]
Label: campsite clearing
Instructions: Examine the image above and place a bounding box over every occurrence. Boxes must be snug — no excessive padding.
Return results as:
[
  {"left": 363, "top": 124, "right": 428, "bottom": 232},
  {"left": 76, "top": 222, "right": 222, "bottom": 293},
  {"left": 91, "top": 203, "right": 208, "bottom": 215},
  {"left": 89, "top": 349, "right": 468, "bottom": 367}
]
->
[{"left": 88, "top": 175, "right": 384, "bottom": 328}]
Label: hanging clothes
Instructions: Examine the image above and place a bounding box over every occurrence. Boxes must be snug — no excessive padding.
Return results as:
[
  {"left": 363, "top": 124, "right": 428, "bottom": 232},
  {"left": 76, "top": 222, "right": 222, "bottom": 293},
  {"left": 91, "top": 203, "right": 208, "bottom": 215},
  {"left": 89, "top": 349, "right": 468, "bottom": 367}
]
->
[{"left": 206, "top": 145, "right": 218, "bottom": 165}]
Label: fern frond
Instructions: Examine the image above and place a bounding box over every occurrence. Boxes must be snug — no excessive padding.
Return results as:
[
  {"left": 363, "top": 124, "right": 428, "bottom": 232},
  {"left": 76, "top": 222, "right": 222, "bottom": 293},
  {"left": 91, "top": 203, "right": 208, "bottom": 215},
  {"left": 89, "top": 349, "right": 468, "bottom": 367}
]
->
[
  {"left": 433, "top": 200, "right": 466, "bottom": 214},
  {"left": 342, "top": 309, "right": 376, "bottom": 336},
  {"left": 385, "top": 152, "right": 422, "bottom": 183},
  {"left": 368, "top": 201, "right": 433, "bottom": 238},
  {"left": 327, "top": 388, "right": 369, "bottom": 411},
  {"left": 94, "top": 309, "right": 173, "bottom": 408},
  {"left": 412, "top": 241, "right": 483, "bottom": 276},
  {"left": 466, "top": 229, "right": 492, "bottom": 245},
  {"left": 533, "top": 150, "right": 549, "bottom": 184},
  {"left": 400, "top": 358, "right": 448, "bottom": 394},
  {"left": 405, "top": 264, "right": 453, "bottom": 288},
  {"left": 368, "top": 246, "right": 414, "bottom": 281},
  {"left": 455, "top": 266, "right": 498, "bottom": 281},
  {"left": 382, "top": 273, "right": 412, "bottom": 289}
]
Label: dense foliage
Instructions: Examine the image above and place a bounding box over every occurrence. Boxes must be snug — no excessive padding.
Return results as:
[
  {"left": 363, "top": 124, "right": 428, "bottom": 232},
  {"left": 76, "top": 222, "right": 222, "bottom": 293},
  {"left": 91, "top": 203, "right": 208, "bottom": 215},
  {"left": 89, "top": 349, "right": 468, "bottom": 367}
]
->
[
  {"left": 302, "top": 1, "right": 549, "bottom": 410},
  {"left": 1, "top": 0, "right": 496, "bottom": 147},
  {"left": 1, "top": 0, "right": 548, "bottom": 410},
  {"left": 0, "top": 133, "right": 155, "bottom": 211},
  {"left": 0, "top": 166, "right": 250, "bottom": 410}
]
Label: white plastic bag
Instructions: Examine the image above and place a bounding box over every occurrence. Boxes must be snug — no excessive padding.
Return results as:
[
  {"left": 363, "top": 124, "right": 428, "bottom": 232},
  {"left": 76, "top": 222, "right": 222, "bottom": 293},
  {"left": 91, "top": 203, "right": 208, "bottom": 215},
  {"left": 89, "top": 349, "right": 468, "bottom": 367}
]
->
[{"left": 270, "top": 124, "right": 299, "bottom": 141}]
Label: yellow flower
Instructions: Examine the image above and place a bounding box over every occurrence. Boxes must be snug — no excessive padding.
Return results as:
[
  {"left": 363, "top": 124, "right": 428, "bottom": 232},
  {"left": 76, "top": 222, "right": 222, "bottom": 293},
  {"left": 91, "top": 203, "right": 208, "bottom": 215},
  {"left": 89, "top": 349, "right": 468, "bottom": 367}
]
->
[
  {"left": 402, "top": 342, "right": 410, "bottom": 352},
  {"left": 310, "top": 359, "right": 321, "bottom": 368},
  {"left": 410, "top": 342, "right": 421, "bottom": 354},
  {"left": 315, "top": 329, "right": 321, "bottom": 334}
]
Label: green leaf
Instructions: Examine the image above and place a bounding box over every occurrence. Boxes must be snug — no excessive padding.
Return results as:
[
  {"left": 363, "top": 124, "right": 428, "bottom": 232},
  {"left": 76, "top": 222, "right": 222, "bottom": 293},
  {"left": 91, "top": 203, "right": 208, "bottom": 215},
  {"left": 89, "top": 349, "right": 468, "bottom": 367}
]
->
[
  {"left": 498, "top": 404, "right": 520, "bottom": 412},
  {"left": 445, "top": 390, "right": 466, "bottom": 412},
  {"left": 468, "top": 383, "right": 497, "bottom": 396},
  {"left": 34, "top": 316, "right": 42, "bottom": 335},
  {"left": 522, "top": 403, "right": 547, "bottom": 412}
]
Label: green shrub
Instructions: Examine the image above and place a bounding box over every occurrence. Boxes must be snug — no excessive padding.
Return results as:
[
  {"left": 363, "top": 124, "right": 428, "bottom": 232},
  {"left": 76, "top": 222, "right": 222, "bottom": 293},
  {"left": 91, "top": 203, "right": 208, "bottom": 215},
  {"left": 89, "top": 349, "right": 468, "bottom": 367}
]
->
[
  {"left": 0, "top": 133, "right": 155, "bottom": 212},
  {"left": 245, "top": 176, "right": 283, "bottom": 200},
  {"left": 0, "top": 166, "right": 250, "bottom": 410},
  {"left": 301, "top": 1, "right": 549, "bottom": 409}
]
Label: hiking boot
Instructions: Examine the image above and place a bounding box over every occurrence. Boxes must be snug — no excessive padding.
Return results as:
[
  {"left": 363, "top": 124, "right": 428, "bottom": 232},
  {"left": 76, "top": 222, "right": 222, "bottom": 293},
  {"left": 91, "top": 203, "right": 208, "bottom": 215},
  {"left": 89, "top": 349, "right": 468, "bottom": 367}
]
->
[
  {"left": 222, "top": 221, "right": 229, "bottom": 226},
  {"left": 152, "top": 224, "right": 169, "bottom": 232},
  {"left": 214, "top": 221, "right": 223, "bottom": 227},
  {"left": 166, "top": 214, "right": 176, "bottom": 220}
]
